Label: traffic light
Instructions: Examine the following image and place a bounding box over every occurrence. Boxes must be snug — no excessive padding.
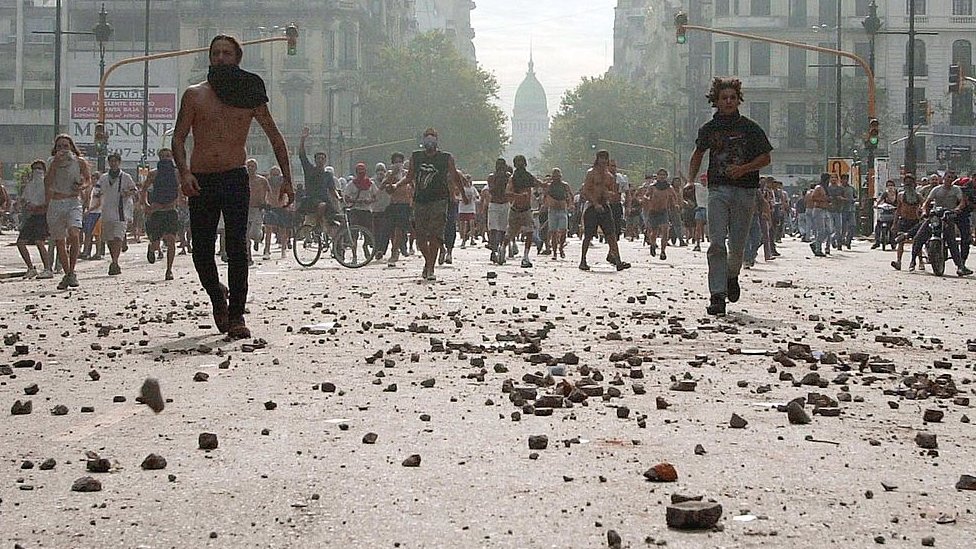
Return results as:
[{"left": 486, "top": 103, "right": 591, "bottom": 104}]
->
[
  {"left": 675, "top": 13, "right": 688, "bottom": 44},
  {"left": 286, "top": 24, "right": 298, "bottom": 56},
  {"left": 865, "top": 118, "right": 879, "bottom": 151},
  {"left": 949, "top": 64, "right": 961, "bottom": 94},
  {"left": 94, "top": 123, "right": 108, "bottom": 156}
]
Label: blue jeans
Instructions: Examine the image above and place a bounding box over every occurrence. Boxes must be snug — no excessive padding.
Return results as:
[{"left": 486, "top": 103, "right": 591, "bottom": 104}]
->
[
  {"left": 744, "top": 213, "right": 762, "bottom": 264},
  {"left": 707, "top": 185, "right": 758, "bottom": 296},
  {"left": 828, "top": 211, "right": 844, "bottom": 247},
  {"left": 189, "top": 168, "right": 249, "bottom": 321},
  {"left": 842, "top": 210, "right": 857, "bottom": 245},
  {"left": 810, "top": 208, "right": 830, "bottom": 250}
]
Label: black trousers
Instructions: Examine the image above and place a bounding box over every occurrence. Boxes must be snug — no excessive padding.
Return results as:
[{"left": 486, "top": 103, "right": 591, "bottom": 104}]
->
[{"left": 189, "top": 168, "right": 250, "bottom": 320}]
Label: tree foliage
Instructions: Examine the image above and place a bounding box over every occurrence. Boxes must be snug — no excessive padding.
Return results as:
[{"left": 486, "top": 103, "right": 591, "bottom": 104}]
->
[
  {"left": 540, "top": 74, "right": 673, "bottom": 187},
  {"left": 360, "top": 32, "right": 507, "bottom": 174}
]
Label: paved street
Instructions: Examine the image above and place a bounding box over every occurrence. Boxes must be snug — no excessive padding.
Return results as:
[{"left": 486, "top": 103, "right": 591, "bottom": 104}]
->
[{"left": 1, "top": 233, "right": 975, "bottom": 548}]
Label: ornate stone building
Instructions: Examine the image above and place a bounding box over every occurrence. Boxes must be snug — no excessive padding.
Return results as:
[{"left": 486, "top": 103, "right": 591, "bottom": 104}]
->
[
  {"left": 509, "top": 53, "right": 549, "bottom": 167},
  {"left": 414, "top": 0, "right": 476, "bottom": 62}
]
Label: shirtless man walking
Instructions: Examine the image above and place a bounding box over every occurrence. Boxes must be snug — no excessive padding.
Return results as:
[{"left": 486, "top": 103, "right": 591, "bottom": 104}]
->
[
  {"left": 642, "top": 168, "right": 679, "bottom": 260},
  {"left": 579, "top": 150, "right": 630, "bottom": 271},
  {"left": 172, "top": 35, "right": 294, "bottom": 339},
  {"left": 245, "top": 158, "right": 271, "bottom": 265}
]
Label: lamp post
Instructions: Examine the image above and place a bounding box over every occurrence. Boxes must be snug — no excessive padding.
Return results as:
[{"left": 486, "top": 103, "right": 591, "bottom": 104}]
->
[
  {"left": 92, "top": 3, "right": 113, "bottom": 171},
  {"left": 860, "top": 0, "right": 882, "bottom": 235},
  {"left": 904, "top": 0, "right": 918, "bottom": 176}
]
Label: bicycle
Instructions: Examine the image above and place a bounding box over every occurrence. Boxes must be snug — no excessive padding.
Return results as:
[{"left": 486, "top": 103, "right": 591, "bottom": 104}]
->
[{"left": 292, "top": 207, "right": 376, "bottom": 268}]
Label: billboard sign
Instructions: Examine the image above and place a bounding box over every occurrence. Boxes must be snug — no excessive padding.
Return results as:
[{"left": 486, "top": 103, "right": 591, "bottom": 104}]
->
[{"left": 70, "top": 87, "right": 178, "bottom": 164}]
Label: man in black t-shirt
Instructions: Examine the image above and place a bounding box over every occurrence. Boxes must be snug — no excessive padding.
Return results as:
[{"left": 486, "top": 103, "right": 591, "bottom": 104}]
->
[{"left": 687, "top": 77, "right": 773, "bottom": 315}]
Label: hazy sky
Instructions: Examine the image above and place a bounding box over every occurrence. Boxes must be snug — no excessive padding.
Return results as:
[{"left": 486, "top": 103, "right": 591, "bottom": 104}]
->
[{"left": 471, "top": 1, "right": 617, "bottom": 128}]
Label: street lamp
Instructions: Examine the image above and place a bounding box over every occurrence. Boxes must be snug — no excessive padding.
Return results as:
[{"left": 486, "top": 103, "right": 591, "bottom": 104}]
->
[{"left": 92, "top": 3, "right": 113, "bottom": 171}]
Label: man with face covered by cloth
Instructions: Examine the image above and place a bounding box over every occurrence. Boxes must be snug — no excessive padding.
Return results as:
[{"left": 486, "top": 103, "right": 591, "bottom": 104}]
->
[{"left": 172, "top": 35, "right": 294, "bottom": 340}]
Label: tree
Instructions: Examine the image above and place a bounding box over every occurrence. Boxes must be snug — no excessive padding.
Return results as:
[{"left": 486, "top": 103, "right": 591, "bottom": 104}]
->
[
  {"left": 360, "top": 32, "right": 507, "bottom": 174},
  {"left": 540, "top": 75, "right": 674, "bottom": 187}
]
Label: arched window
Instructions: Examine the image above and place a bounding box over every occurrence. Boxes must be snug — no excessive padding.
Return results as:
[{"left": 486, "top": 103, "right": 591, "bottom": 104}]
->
[
  {"left": 904, "top": 39, "right": 928, "bottom": 76},
  {"left": 951, "top": 40, "right": 974, "bottom": 126}
]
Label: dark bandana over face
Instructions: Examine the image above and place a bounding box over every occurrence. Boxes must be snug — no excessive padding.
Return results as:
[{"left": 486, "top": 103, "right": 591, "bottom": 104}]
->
[{"left": 207, "top": 65, "right": 269, "bottom": 109}]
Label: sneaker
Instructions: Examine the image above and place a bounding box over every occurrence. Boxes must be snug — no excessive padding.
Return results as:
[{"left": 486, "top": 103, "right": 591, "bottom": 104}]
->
[
  {"left": 253, "top": 241, "right": 259, "bottom": 252},
  {"left": 660, "top": 251, "right": 667, "bottom": 261},
  {"left": 147, "top": 246, "right": 156, "bottom": 264},
  {"left": 909, "top": 261, "right": 916, "bottom": 272},
  {"left": 706, "top": 293, "right": 727, "bottom": 316},
  {"left": 490, "top": 251, "right": 498, "bottom": 264},
  {"left": 579, "top": 261, "right": 590, "bottom": 271},
  {"left": 649, "top": 245, "right": 657, "bottom": 257},
  {"left": 871, "top": 242, "right": 880, "bottom": 249},
  {"left": 693, "top": 244, "right": 701, "bottom": 252},
  {"left": 521, "top": 258, "right": 532, "bottom": 268},
  {"left": 165, "top": 270, "right": 174, "bottom": 281},
  {"left": 57, "top": 274, "right": 70, "bottom": 290},
  {"left": 263, "top": 253, "right": 271, "bottom": 260},
  {"left": 227, "top": 321, "right": 251, "bottom": 340},
  {"left": 727, "top": 276, "right": 741, "bottom": 303},
  {"left": 445, "top": 251, "right": 453, "bottom": 264},
  {"left": 37, "top": 268, "right": 54, "bottom": 280},
  {"left": 387, "top": 259, "right": 397, "bottom": 267},
  {"left": 615, "top": 261, "right": 631, "bottom": 271},
  {"left": 66, "top": 272, "right": 79, "bottom": 288},
  {"left": 25, "top": 266, "right": 38, "bottom": 279},
  {"left": 958, "top": 267, "right": 973, "bottom": 277},
  {"left": 891, "top": 260, "right": 901, "bottom": 271},
  {"left": 108, "top": 262, "right": 121, "bottom": 276}
]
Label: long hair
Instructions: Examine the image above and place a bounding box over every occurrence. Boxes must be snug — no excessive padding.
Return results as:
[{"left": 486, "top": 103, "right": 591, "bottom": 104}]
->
[
  {"left": 706, "top": 77, "right": 744, "bottom": 106},
  {"left": 51, "top": 134, "right": 82, "bottom": 157}
]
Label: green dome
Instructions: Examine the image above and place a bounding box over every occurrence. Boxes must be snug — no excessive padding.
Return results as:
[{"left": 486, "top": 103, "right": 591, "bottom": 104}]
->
[{"left": 514, "top": 58, "right": 548, "bottom": 116}]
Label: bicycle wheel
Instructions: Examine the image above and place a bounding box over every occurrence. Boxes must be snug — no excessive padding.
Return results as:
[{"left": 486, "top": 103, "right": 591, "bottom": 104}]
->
[
  {"left": 333, "top": 225, "right": 376, "bottom": 268},
  {"left": 293, "top": 224, "right": 324, "bottom": 267}
]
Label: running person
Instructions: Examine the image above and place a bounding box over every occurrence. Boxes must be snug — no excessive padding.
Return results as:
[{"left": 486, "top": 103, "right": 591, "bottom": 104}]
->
[
  {"left": 687, "top": 77, "right": 772, "bottom": 315},
  {"left": 142, "top": 148, "right": 182, "bottom": 280}
]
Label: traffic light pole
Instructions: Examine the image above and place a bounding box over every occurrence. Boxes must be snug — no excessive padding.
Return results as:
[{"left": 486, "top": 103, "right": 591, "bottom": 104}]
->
[
  {"left": 95, "top": 33, "right": 295, "bottom": 153},
  {"left": 676, "top": 24, "right": 877, "bottom": 120}
]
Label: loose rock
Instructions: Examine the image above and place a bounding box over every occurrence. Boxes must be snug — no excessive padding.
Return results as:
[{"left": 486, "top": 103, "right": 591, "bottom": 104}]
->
[
  {"left": 666, "top": 501, "right": 723, "bottom": 529},
  {"left": 71, "top": 476, "right": 102, "bottom": 492},
  {"left": 141, "top": 454, "right": 167, "bottom": 470},
  {"left": 199, "top": 432, "right": 219, "bottom": 450}
]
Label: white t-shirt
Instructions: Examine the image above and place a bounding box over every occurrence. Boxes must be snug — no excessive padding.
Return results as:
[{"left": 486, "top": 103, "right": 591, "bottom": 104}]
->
[
  {"left": 22, "top": 173, "right": 46, "bottom": 208},
  {"left": 343, "top": 179, "right": 378, "bottom": 211},
  {"left": 94, "top": 171, "right": 137, "bottom": 222},
  {"left": 694, "top": 182, "right": 709, "bottom": 208},
  {"left": 459, "top": 185, "right": 479, "bottom": 214},
  {"left": 615, "top": 173, "right": 630, "bottom": 203}
]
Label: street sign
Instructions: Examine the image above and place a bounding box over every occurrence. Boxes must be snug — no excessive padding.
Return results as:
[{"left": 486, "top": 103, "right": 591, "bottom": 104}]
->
[{"left": 70, "top": 87, "right": 178, "bottom": 164}]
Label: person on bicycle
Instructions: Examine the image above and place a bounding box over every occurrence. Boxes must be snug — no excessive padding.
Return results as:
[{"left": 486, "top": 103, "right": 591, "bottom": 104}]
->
[
  {"left": 298, "top": 126, "right": 340, "bottom": 228},
  {"left": 908, "top": 173, "right": 971, "bottom": 276},
  {"left": 872, "top": 179, "right": 897, "bottom": 249}
]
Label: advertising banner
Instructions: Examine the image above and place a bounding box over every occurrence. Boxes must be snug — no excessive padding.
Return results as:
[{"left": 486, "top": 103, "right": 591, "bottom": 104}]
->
[{"left": 70, "top": 87, "right": 178, "bottom": 164}]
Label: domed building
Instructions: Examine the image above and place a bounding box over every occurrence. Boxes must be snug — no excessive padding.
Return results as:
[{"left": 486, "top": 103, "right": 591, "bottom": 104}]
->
[{"left": 509, "top": 53, "right": 550, "bottom": 168}]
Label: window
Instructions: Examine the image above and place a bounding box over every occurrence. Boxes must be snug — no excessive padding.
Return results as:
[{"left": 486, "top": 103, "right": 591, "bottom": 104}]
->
[
  {"left": 286, "top": 91, "right": 305, "bottom": 133},
  {"left": 788, "top": 48, "right": 806, "bottom": 88},
  {"left": 818, "top": 44, "right": 835, "bottom": 89},
  {"left": 750, "top": 0, "right": 770, "bottom": 16},
  {"left": 819, "top": 0, "right": 838, "bottom": 27},
  {"left": 906, "top": 0, "right": 927, "bottom": 15},
  {"left": 789, "top": 0, "right": 807, "bottom": 27},
  {"left": 951, "top": 40, "right": 974, "bottom": 126},
  {"left": 750, "top": 102, "right": 770, "bottom": 132},
  {"left": 953, "top": 0, "right": 973, "bottom": 15},
  {"left": 904, "top": 39, "right": 928, "bottom": 76},
  {"left": 714, "top": 41, "right": 730, "bottom": 75},
  {"left": 750, "top": 42, "right": 770, "bottom": 76},
  {"left": 0, "top": 89, "right": 13, "bottom": 108},
  {"left": 24, "top": 89, "right": 54, "bottom": 109},
  {"left": 715, "top": 0, "right": 730, "bottom": 16},
  {"left": 788, "top": 102, "right": 806, "bottom": 149},
  {"left": 855, "top": 0, "right": 871, "bottom": 16},
  {"left": 339, "top": 28, "right": 358, "bottom": 69}
]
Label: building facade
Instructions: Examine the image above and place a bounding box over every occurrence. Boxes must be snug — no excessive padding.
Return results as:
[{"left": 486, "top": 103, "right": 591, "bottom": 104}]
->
[
  {"left": 175, "top": 0, "right": 417, "bottom": 174},
  {"left": 880, "top": 0, "right": 976, "bottom": 173},
  {"left": 415, "top": 0, "right": 476, "bottom": 62},
  {"left": 509, "top": 54, "right": 549, "bottom": 167}
]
